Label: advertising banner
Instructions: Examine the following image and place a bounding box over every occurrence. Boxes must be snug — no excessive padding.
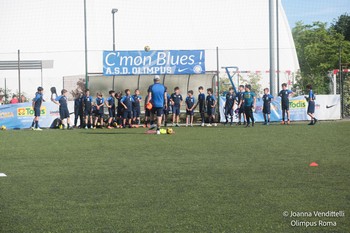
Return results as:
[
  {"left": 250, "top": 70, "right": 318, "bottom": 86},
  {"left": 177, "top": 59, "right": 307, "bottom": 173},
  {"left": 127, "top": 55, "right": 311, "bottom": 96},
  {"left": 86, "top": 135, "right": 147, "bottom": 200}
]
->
[
  {"left": 0, "top": 102, "right": 75, "bottom": 129},
  {"left": 219, "top": 95, "right": 341, "bottom": 122},
  {"left": 103, "top": 50, "right": 205, "bottom": 76}
]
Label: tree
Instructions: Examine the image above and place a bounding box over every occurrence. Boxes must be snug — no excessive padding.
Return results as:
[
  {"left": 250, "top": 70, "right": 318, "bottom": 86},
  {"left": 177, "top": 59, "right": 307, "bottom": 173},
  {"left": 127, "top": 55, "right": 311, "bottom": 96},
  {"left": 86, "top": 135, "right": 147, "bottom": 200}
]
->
[
  {"left": 0, "top": 87, "right": 11, "bottom": 104},
  {"left": 331, "top": 13, "right": 350, "bottom": 41},
  {"left": 70, "top": 78, "right": 86, "bottom": 99},
  {"left": 219, "top": 72, "right": 262, "bottom": 97},
  {"left": 292, "top": 21, "right": 350, "bottom": 94},
  {"left": 239, "top": 73, "right": 263, "bottom": 97}
]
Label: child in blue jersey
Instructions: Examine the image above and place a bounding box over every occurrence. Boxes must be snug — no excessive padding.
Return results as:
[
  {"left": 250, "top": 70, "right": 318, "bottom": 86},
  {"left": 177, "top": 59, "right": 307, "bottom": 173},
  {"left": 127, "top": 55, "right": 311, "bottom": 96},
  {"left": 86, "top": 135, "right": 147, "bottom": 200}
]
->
[
  {"left": 279, "top": 83, "right": 293, "bottom": 125},
  {"left": 83, "top": 89, "right": 93, "bottom": 129},
  {"left": 31, "top": 86, "right": 45, "bottom": 130},
  {"left": 121, "top": 89, "right": 134, "bottom": 128},
  {"left": 306, "top": 84, "right": 317, "bottom": 125},
  {"left": 224, "top": 87, "right": 236, "bottom": 126},
  {"left": 185, "top": 90, "right": 195, "bottom": 127},
  {"left": 206, "top": 88, "right": 217, "bottom": 127},
  {"left": 105, "top": 90, "right": 115, "bottom": 129},
  {"left": 262, "top": 88, "right": 274, "bottom": 125},
  {"left": 193, "top": 86, "right": 206, "bottom": 126},
  {"left": 94, "top": 92, "right": 104, "bottom": 129},
  {"left": 53, "top": 89, "right": 72, "bottom": 129},
  {"left": 74, "top": 92, "right": 83, "bottom": 128},
  {"left": 240, "top": 84, "right": 256, "bottom": 127},
  {"left": 132, "top": 89, "right": 142, "bottom": 125},
  {"left": 170, "top": 86, "right": 183, "bottom": 127},
  {"left": 115, "top": 91, "right": 123, "bottom": 127},
  {"left": 163, "top": 93, "right": 171, "bottom": 127},
  {"left": 236, "top": 85, "right": 246, "bottom": 125}
]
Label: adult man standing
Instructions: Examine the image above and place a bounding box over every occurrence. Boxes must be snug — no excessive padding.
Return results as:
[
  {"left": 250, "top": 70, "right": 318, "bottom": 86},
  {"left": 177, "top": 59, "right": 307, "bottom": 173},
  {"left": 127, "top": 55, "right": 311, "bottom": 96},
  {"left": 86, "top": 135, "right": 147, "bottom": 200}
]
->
[{"left": 147, "top": 75, "right": 167, "bottom": 135}]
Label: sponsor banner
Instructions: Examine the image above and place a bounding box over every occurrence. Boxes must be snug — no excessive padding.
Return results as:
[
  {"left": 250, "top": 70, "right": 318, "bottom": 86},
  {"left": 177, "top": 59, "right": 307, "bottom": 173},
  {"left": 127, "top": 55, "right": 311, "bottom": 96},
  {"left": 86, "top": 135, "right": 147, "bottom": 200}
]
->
[
  {"left": 0, "top": 102, "right": 74, "bottom": 129},
  {"left": 313, "top": 95, "right": 341, "bottom": 120},
  {"left": 103, "top": 50, "right": 205, "bottom": 76},
  {"left": 219, "top": 95, "right": 340, "bottom": 122}
]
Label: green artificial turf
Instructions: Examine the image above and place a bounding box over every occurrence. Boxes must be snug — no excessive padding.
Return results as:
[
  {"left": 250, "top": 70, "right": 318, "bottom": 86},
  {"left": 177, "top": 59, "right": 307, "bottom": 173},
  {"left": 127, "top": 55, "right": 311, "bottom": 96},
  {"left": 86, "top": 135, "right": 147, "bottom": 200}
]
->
[{"left": 0, "top": 121, "right": 349, "bottom": 232}]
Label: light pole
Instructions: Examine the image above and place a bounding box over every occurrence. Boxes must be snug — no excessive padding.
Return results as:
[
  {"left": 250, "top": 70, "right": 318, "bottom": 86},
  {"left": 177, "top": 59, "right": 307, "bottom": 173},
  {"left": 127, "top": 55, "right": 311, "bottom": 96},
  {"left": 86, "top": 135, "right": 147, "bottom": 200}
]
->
[
  {"left": 84, "top": 0, "right": 88, "bottom": 89},
  {"left": 269, "top": 0, "right": 276, "bottom": 96},
  {"left": 111, "top": 8, "right": 118, "bottom": 90}
]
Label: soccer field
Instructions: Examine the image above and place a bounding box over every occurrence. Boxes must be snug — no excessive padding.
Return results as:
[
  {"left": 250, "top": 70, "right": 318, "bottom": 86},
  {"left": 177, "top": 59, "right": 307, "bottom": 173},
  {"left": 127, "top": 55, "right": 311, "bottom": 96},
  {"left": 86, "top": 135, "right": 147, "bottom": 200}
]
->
[{"left": 1, "top": 121, "right": 349, "bottom": 232}]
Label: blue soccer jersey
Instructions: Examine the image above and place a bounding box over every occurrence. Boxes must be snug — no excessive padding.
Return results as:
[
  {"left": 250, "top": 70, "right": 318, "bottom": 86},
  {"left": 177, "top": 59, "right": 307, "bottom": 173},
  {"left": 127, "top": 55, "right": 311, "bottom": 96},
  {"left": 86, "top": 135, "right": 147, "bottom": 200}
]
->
[
  {"left": 96, "top": 97, "right": 105, "bottom": 113},
  {"left": 33, "top": 92, "right": 43, "bottom": 109},
  {"left": 107, "top": 96, "right": 115, "bottom": 108},
  {"left": 185, "top": 96, "right": 195, "bottom": 109},
  {"left": 279, "top": 89, "right": 292, "bottom": 103},
  {"left": 83, "top": 95, "right": 92, "bottom": 111},
  {"left": 308, "top": 90, "right": 315, "bottom": 102},
  {"left": 198, "top": 93, "right": 206, "bottom": 109},
  {"left": 238, "top": 92, "right": 244, "bottom": 107},
  {"left": 243, "top": 91, "right": 255, "bottom": 107},
  {"left": 56, "top": 95, "right": 68, "bottom": 109},
  {"left": 148, "top": 83, "right": 167, "bottom": 108},
  {"left": 262, "top": 94, "right": 274, "bottom": 107},
  {"left": 171, "top": 93, "right": 183, "bottom": 107},
  {"left": 225, "top": 93, "right": 235, "bottom": 108},
  {"left": 132, "top": 95, "right": 142, "bottom": 108},
  {"left": 206, "top": 95, "right": 216, "bottom": 107},
  {"left": 121, "top": 95, "right": 134, "bottom": 110}
]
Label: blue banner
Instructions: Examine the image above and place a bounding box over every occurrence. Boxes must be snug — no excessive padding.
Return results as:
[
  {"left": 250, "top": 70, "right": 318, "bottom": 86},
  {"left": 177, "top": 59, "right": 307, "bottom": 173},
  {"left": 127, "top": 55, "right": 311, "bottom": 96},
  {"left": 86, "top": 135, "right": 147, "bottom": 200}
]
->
[
  {"left": 103, "top": 50, "right": 205, "bottom": 76},
  {"left": 0, "top": 102, "right": 74, "bottom": 129}
]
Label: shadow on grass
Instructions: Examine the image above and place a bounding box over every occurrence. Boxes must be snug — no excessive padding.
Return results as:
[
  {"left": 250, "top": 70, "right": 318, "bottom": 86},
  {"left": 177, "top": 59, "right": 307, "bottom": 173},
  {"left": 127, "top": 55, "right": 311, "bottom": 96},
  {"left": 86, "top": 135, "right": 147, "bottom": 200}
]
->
[{"left": 80, "top": 131, "right": 148, "bottom": 135}]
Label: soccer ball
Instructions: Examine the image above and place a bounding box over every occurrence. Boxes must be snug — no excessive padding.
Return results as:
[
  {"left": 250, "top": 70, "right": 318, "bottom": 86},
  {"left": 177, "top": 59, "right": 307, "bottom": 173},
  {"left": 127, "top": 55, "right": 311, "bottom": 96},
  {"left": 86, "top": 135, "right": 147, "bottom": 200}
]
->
[
  {"left": 167, "top": 128, "right": 173, "bottom": 134},
  {"left": 144, "top": 45, "right": 150, "bottom": 52},
  {"left": 1, "top": 125, "right": 6, "bottom": 131}
]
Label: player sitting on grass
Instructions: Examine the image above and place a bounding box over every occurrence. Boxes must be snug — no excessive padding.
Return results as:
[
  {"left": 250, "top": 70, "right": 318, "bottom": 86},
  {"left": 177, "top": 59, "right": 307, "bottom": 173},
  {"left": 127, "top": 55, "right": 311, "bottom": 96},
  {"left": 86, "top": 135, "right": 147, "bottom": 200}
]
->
[
  {"left": 105, "top": 90, "right": 116, "bottom": 129},
  {"left": 236, "top": 85, "right": 246, "bottom": 126},
  {"left": 83, "top": 89, "right": 93, "bottom": 129},
  {"left": 279, "top": 83, "right": 293, "bottom": 125},
  {"left": 193, "top": 86, "right": 206, "bottom": 127},
  {"left": 224, "top": 87, "right": 236, "bottom": 126},
  {"left": 53, "top": 89, "right": 72, "bottom": 130},
  {"left": 31, "top": 86, "right": 45, "bottom": 131},
  {"left": 170, "top": 86, "right": 183, "bottom": 127},
  {"left": 262, "top": 88, "right": 274, "bottom": 125},
  {"left": 121, "top": 89, "right": 134, "bottom": 128},
  {"left": 132, "top": 89, "right": 142, "bottom": 126},
  {"left": 306, "top": 84, "right": 317, "bottom": 125},
  {"left": 94, "top": 93, "right": 104, "bottom": 129},
  {"left": 185, "top": 90, "right": 195, "bottom": 127},
  {"left": 240, "top": 84, "right": 256, "bottom": 127},
  {"left": 206, "top": 88, "right": 217, "bottom": 127}
]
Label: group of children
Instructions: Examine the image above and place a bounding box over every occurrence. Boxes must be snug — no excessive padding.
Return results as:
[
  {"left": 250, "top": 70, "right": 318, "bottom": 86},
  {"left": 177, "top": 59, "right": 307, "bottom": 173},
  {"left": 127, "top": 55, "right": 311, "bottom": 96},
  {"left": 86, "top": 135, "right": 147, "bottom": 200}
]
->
[
  {"left": 224, "top": 83, "right": 317, "bottom": 127},
  {"left": 71, "top": 86, "right": 218, "bottom": 129},
  {"left": 30, "top": 82, "right": 317, "bottom": 130}
]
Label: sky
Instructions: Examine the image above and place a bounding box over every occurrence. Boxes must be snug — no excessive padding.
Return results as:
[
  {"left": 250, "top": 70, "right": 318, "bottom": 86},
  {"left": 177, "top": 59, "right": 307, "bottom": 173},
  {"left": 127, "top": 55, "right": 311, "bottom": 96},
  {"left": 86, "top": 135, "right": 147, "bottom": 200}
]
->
[
  {"left": 282, "top": 0, "right": 349, "bottom": 27},
  {"left": 0, "top": 0, "right": 349, "bottom": 97}
]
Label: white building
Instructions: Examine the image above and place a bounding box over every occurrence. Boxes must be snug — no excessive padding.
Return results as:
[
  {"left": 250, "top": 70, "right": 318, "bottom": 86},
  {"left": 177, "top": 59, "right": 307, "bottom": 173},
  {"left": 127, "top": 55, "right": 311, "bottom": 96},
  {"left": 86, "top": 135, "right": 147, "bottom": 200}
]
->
[{"left": 0, "top": 0, "right": 299, "bottom": 96}]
